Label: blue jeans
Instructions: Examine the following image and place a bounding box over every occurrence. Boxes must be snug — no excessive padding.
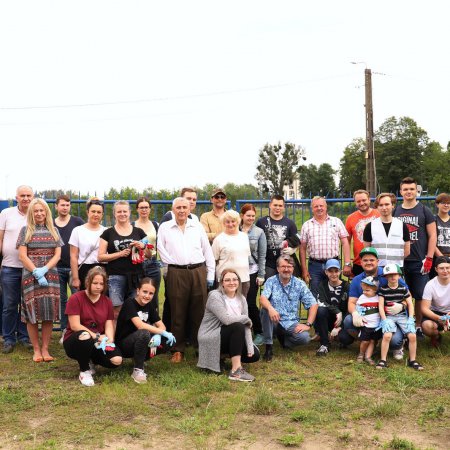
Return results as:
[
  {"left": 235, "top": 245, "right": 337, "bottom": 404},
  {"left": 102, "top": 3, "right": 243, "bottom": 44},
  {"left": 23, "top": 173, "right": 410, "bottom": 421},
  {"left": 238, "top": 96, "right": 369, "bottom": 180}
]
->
[
  {"left": 260, "top": 309, "right": 310, "bottom": 347},
  {"left": 342, "top": 313, "right": 403, "bottom": 350},
  {"left": 142, "top": 259, "right": 161, "bottom": 312},
  {"left": 108, "top": 275, "right": 136, "bottom": 307},
  {"left": 308, "top": 260, "right": 327, "bottom": 298},
  {"left": 57, "top": 267, "right": 76, "bottom": 331},
  {"left": 403, "top": 261, "right": 429, "bottom": 301},
  {"left": 1, "top": 266, "right": 29, "bottom": 345}
]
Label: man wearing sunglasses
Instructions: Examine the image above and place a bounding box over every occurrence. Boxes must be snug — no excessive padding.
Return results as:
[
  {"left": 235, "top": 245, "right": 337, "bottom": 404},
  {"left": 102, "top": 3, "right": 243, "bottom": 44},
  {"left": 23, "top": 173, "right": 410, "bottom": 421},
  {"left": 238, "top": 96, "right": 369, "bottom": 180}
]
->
[{"left": 200, "top": 188, "right": 227, "bottom": 243}]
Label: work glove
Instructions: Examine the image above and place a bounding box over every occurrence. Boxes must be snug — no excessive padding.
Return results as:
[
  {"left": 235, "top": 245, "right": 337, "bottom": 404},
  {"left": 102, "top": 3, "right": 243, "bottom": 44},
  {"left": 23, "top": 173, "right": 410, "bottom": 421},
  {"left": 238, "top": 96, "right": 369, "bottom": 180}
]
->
[
  {"left": 405, "top": 317, "right": 416, "bottom": 334},
  {"left": 256, "top": 277, "right": 265, "bottom": 286},
  {"left": 149, "top": 334, "right": 161, "bottom": 348},
  {"left": 37, "top": 277, "right": 49, "bottom": 287},
  {"left": 330, "top": 327, "right": 341, "bottom": 339},
  {"left": 33, "top": 266, "right": 48, "bottom": 280},
  {"left": 334, "top": 312, "right": 343, "bottom": 327},
  {"left": 420, "top": 256, "right": 433, "bottom": 274},
  {"left": 161, "top": 265, "right": 168, "bottom": 277},
  {"left": 281, "top": 246, "right": 296, "bottom": 256},
  {"left": 384, "top": 302, "right": 403, "bottom": 315},
  {"left": 95, "top": 337, "right": 116, "bottom": 354},
  {"left": 380, "top": 318, "right": 396, "bottom": 334},
  {"left": 161, "top": 330, "right": 176, "bottom": 346},
  {"left": 355, "top": 305, "right": 367, "bottom": 316},
  {"left": 352, "top": 311, "right": 365, "bottom": 328}
]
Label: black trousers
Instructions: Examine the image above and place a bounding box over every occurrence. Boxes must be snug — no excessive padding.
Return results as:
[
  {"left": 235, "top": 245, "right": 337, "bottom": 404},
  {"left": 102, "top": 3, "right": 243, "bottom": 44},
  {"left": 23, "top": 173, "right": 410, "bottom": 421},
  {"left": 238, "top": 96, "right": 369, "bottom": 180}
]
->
[
  {"left": 220, "top": 322, "right": 260, "bottom": 363},
  {"left": 63, "top": 330, "right": 122, "bottom": 372},
  {"left": 245, "top": 273, "right": 262, "bottom": 334}
]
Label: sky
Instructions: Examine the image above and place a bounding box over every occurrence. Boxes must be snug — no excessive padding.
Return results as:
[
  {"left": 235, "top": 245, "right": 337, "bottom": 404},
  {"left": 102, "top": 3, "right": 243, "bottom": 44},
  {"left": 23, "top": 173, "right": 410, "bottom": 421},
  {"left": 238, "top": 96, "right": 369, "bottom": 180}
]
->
[{"left": 1, "top": 1, "right": 448, "bottom": 199}]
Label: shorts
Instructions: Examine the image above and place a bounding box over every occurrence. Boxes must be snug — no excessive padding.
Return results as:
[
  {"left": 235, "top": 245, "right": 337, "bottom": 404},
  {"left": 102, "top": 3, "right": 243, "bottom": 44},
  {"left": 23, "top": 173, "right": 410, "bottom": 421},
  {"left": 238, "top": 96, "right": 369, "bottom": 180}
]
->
[
  {"left": 385, "top": 313, "right": 415, "bottom": 335},
  {"left": 359, "top": 327, "right": 382, "bottom": 341}
]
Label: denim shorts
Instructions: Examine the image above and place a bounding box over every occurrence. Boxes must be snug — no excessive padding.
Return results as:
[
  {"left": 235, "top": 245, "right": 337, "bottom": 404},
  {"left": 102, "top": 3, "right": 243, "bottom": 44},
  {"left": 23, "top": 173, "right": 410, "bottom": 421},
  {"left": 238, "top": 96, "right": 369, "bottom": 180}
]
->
[{"left": 385, "top": 313, "right": 414, "bottom": 335}]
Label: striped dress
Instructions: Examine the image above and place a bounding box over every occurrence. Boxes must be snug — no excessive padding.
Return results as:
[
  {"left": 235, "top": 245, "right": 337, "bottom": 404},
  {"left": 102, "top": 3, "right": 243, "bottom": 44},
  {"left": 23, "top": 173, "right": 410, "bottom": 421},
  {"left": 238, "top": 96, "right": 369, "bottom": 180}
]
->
[{"left": 17, "top": 225, "right": 63, "bottom": 324}]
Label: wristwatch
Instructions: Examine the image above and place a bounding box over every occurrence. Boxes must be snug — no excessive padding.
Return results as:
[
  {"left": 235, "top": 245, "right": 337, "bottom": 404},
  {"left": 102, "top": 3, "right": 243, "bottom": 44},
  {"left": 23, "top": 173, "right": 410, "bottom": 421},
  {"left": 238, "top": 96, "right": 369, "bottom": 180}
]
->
[
  {"left": 344, "top": 262, "right": 351, "bottom": 267},
  {"left": 305, "top": 321, "right": 313, "bottom": 327}
]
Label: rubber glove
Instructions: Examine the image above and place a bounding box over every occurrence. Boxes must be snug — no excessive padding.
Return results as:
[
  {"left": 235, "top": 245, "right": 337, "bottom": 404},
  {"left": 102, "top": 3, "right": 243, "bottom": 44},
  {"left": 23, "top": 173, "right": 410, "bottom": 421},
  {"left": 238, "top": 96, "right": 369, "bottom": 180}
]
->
[
  {"left": 37, "top": 277, "right": 49, "bottom": 287},
  {"left": 33, "top": 266, "right": 48, "bottom": 280},
  {"left": 334, "top": 312, "right": 343, "bottom": 327},
  {"left": 281, "top": 246, "right": 296, "bottom": 256},
  {"left": 149, "top": 334, "right": 161, "bottom": 347},
  {"left": 161, "top": 330, "right": 176, "bottom": 346},
  {"left": 385, "top": 302, "right": 403, "bottom": 315},
  {"left": 420, "top": 256, "right": 433, "bottom": 274},
  {"left": 380, "top": 318, "right": 396, "bottom": 333},
  {"left": 352, "top": 311, "right": 365, "bottom": 328},
  {"left": 356, "top": 305, "right": 367, "bottom": 316},
  {"left": 405, "top": 317, "right": 416, "bottom": 334}
]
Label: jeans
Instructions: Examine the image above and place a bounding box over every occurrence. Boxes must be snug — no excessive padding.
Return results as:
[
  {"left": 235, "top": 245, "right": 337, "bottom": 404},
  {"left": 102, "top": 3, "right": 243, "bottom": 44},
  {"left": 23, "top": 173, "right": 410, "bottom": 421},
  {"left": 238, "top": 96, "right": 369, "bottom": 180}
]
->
[
  {"left": 403, "top": 261, "right": 429, "bottom": 301},
  {"left": 342, "top": 313, "right": 403, "bottom": 350},
  {"left": 142, "top": 259, "right": 161, "bottom": 313},
  {"left": 1, "top": 266, "right": 29, "bottom": 345},
  {"left": 308, "top": 260, "right": 328, "bottom": 298},
  {"left": 108, "top": 275, "right": 136, "bottom": 307},
  {"left": 260, "top": 309, "right": 310, "bottom": 347},
  {"left": 314, "top": 306, "right": 336, "bottom": 347},
  {"left": 57, "top": 267, "right": 76, "bottom": 330}
]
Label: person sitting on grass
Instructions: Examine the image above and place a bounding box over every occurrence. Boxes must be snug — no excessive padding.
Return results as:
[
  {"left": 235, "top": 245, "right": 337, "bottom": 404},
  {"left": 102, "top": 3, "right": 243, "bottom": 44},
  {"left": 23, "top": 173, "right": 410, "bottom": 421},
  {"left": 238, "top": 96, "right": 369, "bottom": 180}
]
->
[
  {"left": 314, "top": 259, "right": 350, "bottom": 356},
  {"left": 197, "top": 268, "right": 259, "bottom": 382},
  {"left": 421, "top": 256, "right": 450, "bottom": 347},
  {"left": 115, "top": 277, "right": 176, "bottom": 384},
  {"left": 63, "top": 266, "right": 122, "bottom": 387},
  {"left": 377, "top": 264, "right": 423, "bottom": 370},
  {"left": 354, "top": 276, "right": 381, "bottom": 366}
]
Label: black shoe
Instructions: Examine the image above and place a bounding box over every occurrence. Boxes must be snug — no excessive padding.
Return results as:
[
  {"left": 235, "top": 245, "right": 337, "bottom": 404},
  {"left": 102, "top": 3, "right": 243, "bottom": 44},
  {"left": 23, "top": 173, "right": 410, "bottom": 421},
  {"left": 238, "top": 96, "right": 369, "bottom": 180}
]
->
[
  {"left": 2, "top": 343, "right": 14, "bottom": 354},
  {"left": 263, "top": 345, "right": 273, "bottom": 362},
  {"left": 416, "top": 327, "right": 424, "bottom": 339},
  {"left": 19, "top": 340, "right": 33, "bottom": 350}
]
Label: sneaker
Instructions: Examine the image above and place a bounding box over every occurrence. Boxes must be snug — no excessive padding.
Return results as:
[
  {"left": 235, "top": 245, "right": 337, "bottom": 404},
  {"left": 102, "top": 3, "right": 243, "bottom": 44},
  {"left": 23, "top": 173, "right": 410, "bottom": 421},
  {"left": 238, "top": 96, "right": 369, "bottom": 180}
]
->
[
  {"left": 393, "top": 348, "right": 404, "bottom": 361},
  {"left": 253, "top": 334, "right": 264, "bottom": 346},
  {"left": 79, "top": 370, "right": 95, "bottom": 387},
  {"left": 59, "top": 329, "right": 66, "bottom": 345},
  {"left": 228, "top": 367, "right": 255, "bottom": 382},
  {"left": 316, "top": 345, "right": 329, "bottom": 356},
  {"left": 131, "top": 368, "right": 147, "bottom": 384},
  {"left": 19, "top": 340, "right": 33, "bottom": 350},
  {"left": 2, "top": 343, "right": 14, "bottom": 354},
  {"left": 416, "top": 327, "right": 424, "bottom": 339},
  {"left": 88, "top": 361, "right": 96, "bottom": 375}
]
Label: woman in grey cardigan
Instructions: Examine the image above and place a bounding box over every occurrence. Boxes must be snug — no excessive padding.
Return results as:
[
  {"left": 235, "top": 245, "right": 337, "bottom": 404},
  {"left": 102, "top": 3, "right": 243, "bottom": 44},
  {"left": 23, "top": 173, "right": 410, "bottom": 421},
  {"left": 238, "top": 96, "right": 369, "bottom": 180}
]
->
[{"left": 197, "top": 268, "right": 260, "bottom": 382}]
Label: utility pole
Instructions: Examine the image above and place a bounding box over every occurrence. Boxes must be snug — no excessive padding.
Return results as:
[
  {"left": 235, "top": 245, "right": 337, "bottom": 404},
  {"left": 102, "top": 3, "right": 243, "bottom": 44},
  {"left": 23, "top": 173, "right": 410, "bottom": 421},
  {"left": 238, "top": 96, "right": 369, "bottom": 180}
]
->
[{"left": 364, "top": 68, "right": 376, "bottom": 197}]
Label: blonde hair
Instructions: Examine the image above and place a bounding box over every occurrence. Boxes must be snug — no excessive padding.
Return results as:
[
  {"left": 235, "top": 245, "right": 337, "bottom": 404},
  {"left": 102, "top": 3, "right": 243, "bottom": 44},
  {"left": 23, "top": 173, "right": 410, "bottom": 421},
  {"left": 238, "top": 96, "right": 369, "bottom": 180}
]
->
[
  {"left": 220, "top": 209, "right": 241, "bottom": 225},
  {"left": 24, "top": 199, "right": 59, "bottom": 243}
]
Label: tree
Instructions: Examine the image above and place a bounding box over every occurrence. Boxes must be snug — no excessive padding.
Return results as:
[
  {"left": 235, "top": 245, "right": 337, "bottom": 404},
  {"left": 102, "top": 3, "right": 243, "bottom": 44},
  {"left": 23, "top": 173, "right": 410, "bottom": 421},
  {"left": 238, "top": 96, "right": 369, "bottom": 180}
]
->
[
  {"left": 255, "top": 142, "right": 306, "bottom": 195},
  {"left": 422, "top": 141, "right": 450, "bottom": 194},
  {"left": 338, "top": 138, "right": 366, "bottom": 195},
  {"left": 298, "top": 163, "right": 337, "bottom": 197}
]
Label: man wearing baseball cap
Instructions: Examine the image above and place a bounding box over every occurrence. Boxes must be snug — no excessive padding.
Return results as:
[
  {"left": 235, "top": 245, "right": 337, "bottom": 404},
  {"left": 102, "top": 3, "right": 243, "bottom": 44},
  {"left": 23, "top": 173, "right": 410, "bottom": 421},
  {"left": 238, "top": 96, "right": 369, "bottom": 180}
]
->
[
  {"left": 200, "top": 188, "right": 227, "bottom": 243},
  {"left": 421, "top": 256, "right": 450, "bottom": 347},
  {"left": 341, "top": 247, "right": 407, "bottom": 359}
]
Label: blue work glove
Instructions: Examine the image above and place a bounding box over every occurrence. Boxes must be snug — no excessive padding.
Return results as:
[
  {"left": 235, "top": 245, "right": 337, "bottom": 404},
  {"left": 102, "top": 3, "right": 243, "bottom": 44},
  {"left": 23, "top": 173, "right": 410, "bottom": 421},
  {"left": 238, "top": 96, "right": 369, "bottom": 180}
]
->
[
  {"left": 380, "top": 318, "right": 396, "bottom": 333},
  {"left": 161, "top": 330, "right": 176, "bottom": 346},
  {"left": 37, "top": 276, "right": 49, "bottom": 287},
  {"left": 438, "top": 314, "right": 450, "bottom": 322},
  {"left": 96, "top": 336, "right": 108, "bottom": 354},
  {"left": 33, "top": 266, "right": 48, "bottom": 280},
  {"left": 139, "top": 238, "right": 149, "bottom": 245},
  {"left": 405, "top": 317, "right": 416, "bottom": 334},
  {"left": 356, "top": 305, "right": 367, "bottom": 316},
  {"left": 207, "top": 280, "right": 214, "bottom": 290},
  {"left": 149, "top": 334, "right": 161, "bottom": 347}
]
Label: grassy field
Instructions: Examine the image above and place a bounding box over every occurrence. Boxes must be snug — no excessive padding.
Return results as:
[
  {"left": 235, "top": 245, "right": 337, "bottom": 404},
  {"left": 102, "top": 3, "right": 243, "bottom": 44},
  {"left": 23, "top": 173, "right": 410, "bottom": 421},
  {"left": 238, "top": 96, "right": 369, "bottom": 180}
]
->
[{"left": 1, "top": 330, "right": 449, "bottom": 450}]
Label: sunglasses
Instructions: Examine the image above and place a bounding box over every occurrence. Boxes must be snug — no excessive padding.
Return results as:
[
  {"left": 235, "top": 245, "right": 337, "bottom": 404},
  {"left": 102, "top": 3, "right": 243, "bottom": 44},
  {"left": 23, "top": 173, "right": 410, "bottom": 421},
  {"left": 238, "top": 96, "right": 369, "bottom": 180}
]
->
[{"left": 213, "top": 194, "right": 226, "bottom": 199}]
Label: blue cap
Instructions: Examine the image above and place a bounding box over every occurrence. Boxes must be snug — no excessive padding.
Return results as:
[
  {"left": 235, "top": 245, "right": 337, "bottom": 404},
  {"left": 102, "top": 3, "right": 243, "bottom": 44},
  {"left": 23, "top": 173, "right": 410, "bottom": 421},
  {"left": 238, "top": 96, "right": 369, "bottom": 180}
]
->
[
  {"left": 324, "top": 259, "right": 341, "bottom": 270},
  {"left": 361, "top": 276, "right": 377, "bottom": 287}
]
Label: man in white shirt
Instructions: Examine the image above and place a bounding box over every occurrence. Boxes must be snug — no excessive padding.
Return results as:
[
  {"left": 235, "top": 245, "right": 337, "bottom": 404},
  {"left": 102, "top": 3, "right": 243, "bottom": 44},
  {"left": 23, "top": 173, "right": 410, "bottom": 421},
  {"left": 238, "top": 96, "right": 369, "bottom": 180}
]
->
[
  {"left": 0, "top": 185, "right": 34, "bottom": 353},
  {"left": 158, "top": 197, "right": 215, "bottom": 363}
]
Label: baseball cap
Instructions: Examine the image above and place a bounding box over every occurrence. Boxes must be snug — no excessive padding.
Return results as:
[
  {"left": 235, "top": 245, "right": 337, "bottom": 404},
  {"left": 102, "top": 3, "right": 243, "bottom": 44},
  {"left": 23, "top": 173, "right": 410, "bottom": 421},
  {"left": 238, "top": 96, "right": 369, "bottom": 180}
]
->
[
  {"left": 359, "top": 247, "right": 378, "bottom": 259},
  {"left": 361, "top": 276, "right": 377, "bottom": 287},
  {"left": 324, "top": 259, "right": 341, "bottom": 270},
  {"left": 383, "top": 264, "right": 402, "bottom": 276},
  {"left": 211, "top": 188, "right": 226, "bottom": 197}
]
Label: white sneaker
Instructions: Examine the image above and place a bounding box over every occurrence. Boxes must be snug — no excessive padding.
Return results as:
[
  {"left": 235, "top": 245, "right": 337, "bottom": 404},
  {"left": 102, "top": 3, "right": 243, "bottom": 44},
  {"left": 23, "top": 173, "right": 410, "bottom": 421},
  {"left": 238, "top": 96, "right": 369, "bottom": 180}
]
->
[
  {"left": 393, "top": 348, "right": 404, "bottom": 361},
  {"left": 88, "top": 361, "right": 96, "bottom": 375},
  {"left": 79, "top": 370, "right": 95, "bottom": 387},
  {"left": 131, "top": 368, "right": 147, "bottom": 384},
  {"left": 59, "top": 329, "right": 66, "bottom": 345}
]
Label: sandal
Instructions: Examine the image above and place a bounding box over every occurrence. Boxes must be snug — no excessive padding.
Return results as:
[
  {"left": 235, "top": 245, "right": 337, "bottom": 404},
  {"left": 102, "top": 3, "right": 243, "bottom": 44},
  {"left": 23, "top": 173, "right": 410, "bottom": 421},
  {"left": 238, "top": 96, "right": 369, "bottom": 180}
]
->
[
  {"left": 356, "top": 352, "right": 365, "bottom": 363},
  {"left": 365, "top": 357, "right": 376, "bottom": 366},
  {"left": 407, "top": 360, "right": 424, "bottom": 371},
  {"left": 376, "top": 360, "right": 388, "bottom": 369}
]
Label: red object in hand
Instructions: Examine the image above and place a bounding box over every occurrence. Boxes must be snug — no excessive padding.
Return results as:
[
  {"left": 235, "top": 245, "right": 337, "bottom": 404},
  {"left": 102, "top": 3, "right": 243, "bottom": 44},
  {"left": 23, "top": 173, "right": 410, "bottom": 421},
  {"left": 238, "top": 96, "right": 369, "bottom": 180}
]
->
[{"left": 423, "top": 256, "right": 433, "bottom": 273}]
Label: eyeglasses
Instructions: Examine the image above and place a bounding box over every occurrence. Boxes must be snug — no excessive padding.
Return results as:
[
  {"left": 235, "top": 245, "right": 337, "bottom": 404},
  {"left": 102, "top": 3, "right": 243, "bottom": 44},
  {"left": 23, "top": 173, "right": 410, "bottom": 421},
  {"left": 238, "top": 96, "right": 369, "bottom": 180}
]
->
[
  {"left": 279, "top": 265, "right": 294, "bottom": 270},
  {"left": 223, "top": 278, "right": 239, "bottom": 282},
  {"left": 213, "top": 194, "right": 226, "bottom": 199}
]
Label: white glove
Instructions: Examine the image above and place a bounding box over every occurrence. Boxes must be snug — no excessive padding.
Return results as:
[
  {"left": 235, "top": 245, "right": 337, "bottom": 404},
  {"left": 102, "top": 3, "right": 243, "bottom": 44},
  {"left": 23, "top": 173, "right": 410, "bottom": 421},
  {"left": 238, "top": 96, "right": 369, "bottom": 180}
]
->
[
  {"left": 352, "top": 311, "right": 365, "bottom": 328},
  {"left": 334, "top": 312, "right": 343, "bottom": 327},
  {"left": 281, "top": 246, "right": 296, "bottom": 256},
  {"left": 256, "top": 277, "right": 265, "bottom": 286},
  {"left": 330, "top": 327, "right": 341, "bottom": 339},
  {"left": 161, "top": 265, "right": 168, "bottom": 277},
  {"left": 384, "top": 302, "right": 403, "bottom": 315}
]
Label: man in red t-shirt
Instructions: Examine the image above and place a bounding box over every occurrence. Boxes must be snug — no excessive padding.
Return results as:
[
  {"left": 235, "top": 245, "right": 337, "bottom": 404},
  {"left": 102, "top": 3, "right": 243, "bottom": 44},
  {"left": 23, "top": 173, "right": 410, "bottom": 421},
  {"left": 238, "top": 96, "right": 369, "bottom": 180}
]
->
[{"left": 345, "top": 190, "right": 380, "bottom": 277}]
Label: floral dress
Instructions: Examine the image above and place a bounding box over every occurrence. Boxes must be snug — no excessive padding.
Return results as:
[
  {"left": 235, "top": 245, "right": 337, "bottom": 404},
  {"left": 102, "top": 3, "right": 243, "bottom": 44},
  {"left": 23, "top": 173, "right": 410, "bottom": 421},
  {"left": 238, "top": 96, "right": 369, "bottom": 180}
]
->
[{"left": 17, "top": 225, "right": 63, "bottom": 324}]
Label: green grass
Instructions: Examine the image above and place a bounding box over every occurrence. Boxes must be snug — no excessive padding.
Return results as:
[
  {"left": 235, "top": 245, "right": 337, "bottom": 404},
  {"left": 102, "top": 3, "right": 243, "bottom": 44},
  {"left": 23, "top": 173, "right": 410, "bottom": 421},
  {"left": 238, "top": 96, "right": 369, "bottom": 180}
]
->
[{"left": 0, "top": 333, "right": 449, "bottom": 449}]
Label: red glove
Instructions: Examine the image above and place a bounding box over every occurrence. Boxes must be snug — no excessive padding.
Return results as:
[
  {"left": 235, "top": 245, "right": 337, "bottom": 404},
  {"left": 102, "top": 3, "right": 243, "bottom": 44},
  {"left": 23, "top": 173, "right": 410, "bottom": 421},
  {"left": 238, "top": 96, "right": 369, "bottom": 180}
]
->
[{"left": 421, "top": 256, "right": 433, "bottom": 274}]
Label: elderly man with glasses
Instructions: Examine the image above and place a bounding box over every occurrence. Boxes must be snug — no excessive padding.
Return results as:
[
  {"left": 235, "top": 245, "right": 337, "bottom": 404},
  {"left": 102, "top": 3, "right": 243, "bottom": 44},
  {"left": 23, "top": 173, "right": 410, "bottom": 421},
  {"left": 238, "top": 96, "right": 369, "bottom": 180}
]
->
[{"left": 259, "top": 255, "right": 318, "bottom": 362}]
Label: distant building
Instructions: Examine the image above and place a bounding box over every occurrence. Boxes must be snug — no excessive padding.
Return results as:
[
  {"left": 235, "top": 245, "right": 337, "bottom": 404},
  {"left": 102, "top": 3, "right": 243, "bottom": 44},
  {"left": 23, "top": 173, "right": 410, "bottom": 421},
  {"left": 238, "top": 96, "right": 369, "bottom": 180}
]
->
[{"left": 283, "top": 174, "right": 301, "bottom": 199}]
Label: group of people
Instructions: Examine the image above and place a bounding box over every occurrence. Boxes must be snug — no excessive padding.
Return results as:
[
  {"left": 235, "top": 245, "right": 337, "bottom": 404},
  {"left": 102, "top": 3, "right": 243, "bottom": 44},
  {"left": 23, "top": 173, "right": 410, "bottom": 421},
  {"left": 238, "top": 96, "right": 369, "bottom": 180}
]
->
[{"left": 0, "top": 178, "right": 448, "bottom": 385}]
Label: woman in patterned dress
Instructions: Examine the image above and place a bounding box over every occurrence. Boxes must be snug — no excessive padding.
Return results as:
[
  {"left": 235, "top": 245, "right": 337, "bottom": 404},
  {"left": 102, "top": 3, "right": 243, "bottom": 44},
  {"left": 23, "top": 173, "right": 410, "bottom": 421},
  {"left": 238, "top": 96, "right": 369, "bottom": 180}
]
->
[{"left": 18, "top": 198, "right": 63, "bottom": 362}]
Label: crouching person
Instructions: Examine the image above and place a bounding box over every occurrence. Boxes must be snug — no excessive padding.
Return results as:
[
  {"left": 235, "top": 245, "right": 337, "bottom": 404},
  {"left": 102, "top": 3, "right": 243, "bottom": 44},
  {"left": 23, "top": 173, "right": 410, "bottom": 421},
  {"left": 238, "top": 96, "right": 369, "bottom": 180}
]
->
[
  {"left": 260, "top": 255, "right": 318, "bottom": 362},
  {"left": 115, "top": 277, "right": 175, "bottom": 384},
  {"left": 63, "top": 266, "right": 122, "bottom": 386}
]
